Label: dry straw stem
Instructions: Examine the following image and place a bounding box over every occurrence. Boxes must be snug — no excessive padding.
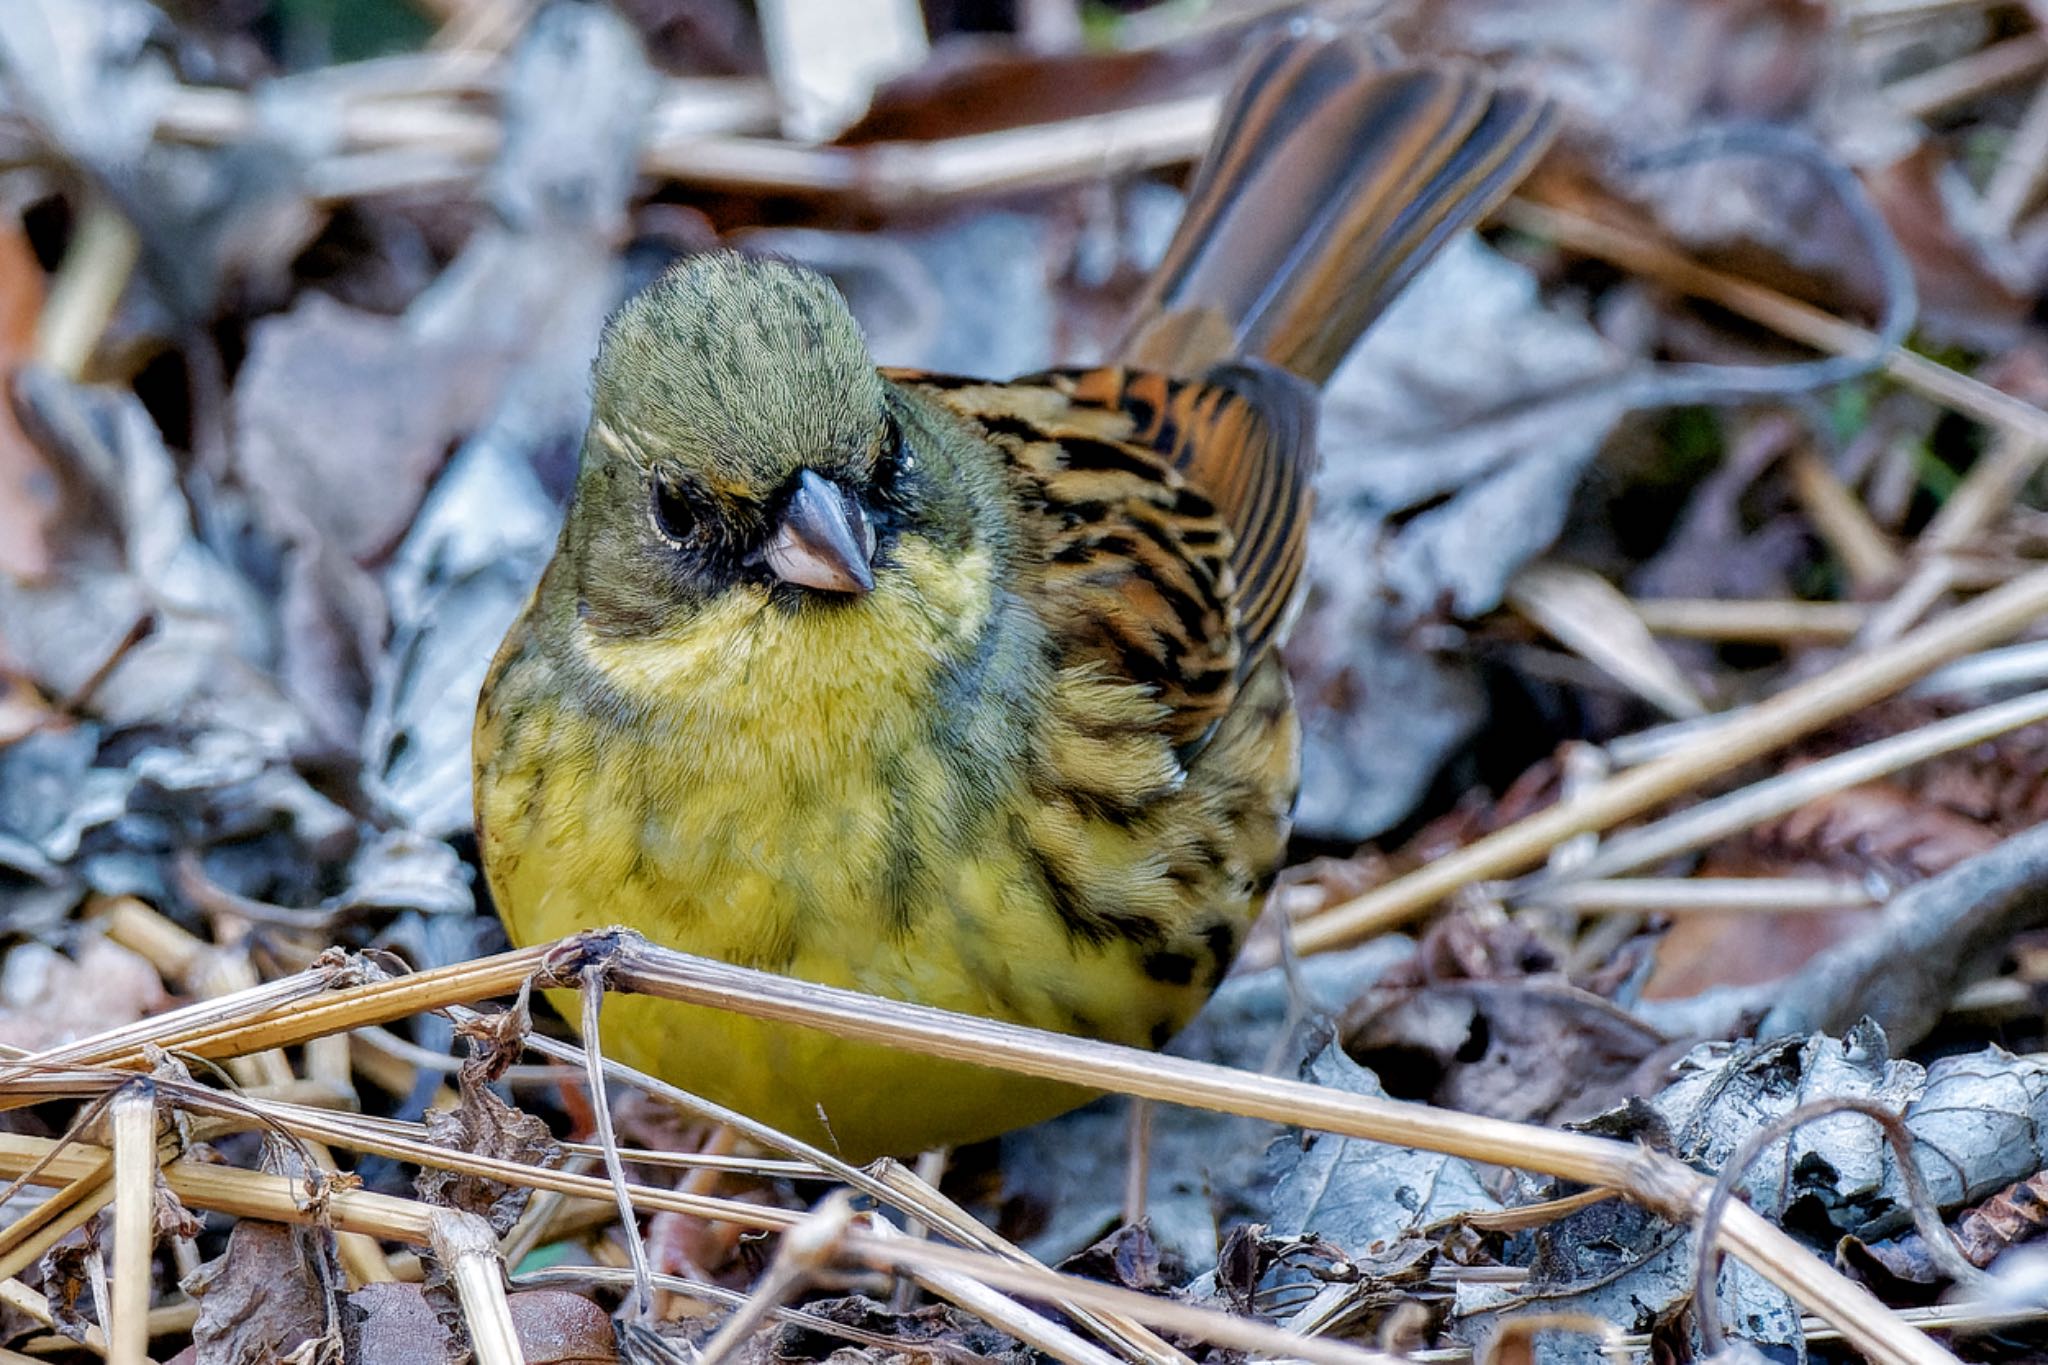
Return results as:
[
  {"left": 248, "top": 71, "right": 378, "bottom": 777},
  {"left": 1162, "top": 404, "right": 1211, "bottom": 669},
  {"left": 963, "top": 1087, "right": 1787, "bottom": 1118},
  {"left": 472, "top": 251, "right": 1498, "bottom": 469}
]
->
[
  {"left": 0, "top": 1130, "right": 437, "bottom": 1244},
  {"left": 1631, "top": 597, "right": 1868, "bottom": 643},
  {"left": 591, "top": 940, "right": 1953, "bottom": 1365},
  {"left": 844, "top": 1227, "right": 1403, "bottom": 1365},
  {"left": 696, "top": 1195, "right": 859, "bottom": 1365},
  {"left": 0, "top": 1276, "right": 108, "bottom": 1355},
  {"left": 429, "top": 1208, "right": 522, "bottom": 1365},
  {"left": 1883, "top": 30, "right": 2048, "bottom": 118},
  {"left": 1288, "top": 565, "right": 2048, "bottom": 954},
  {"left": 641, "top": 95, "right": 1222, "bottom": 208},
  {"left": 1983, "top": 72, "right": 2048, "bottom": 234},
  {"left": 0, "top": 1150, "right": 111, "bottom": 1283},
  {"left": 1513, "top": 685, "right": 2048, "bottom": 895},
  {"left": 16, "top": 935, "right": 1956, "bottom": 1364},
  {"left": 107, "top": 1086, "right": 156, "bottom": 1365},
  {"left": 12, "top": 946, "right": 549, "bottom": 1073},
  {"left": 1521, "top": 876, "right": 1878, "bottom": 915},
  {"left": 870, "top": 1160, "right": 1193, "bottom": 1365},
  {"left": 171, "top": 1092, "right": 805, "bottom": 1234},
  {"left": 4, "top": 957, "right": 364, "bottom": 1075},
  {"left": 1499, "top": 197, "right": 2048, "bottom": 446},
  {"left": 34, "top": 195, "right": 140, "bottom": 380},
  {"left": 1787, "top": 447, "right": 1902, "bottom": 590},
  {"left": 140, "top": 63, "right": 1221, "bottom": 210},
  {"left": 1857, "top": 556, "right": 1961, "bottom": 649},
  {"left": 1920, "top": 429, "right": 2046, "bottom": 554},
  {"left": 577, "top": 968, "right": 658, "bottom": 1318}
]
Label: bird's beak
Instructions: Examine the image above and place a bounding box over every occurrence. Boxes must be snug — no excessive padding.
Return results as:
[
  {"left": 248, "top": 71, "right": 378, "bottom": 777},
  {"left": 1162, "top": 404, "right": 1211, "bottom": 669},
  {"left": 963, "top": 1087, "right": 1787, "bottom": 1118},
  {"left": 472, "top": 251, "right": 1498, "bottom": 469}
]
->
[{"left": 765, "top": 469, "right": 875, "bottom": 595}]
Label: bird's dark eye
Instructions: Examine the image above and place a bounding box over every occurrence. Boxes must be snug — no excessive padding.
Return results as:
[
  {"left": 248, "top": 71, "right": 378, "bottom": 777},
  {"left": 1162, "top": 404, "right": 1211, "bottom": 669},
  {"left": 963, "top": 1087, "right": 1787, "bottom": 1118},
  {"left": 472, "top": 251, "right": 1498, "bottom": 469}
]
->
[
  {"left": 877, "top": 411, "right": 916, "bottom": 489},
  {"left": 650, "top": 477, "right": 696, "bottom": 545}
]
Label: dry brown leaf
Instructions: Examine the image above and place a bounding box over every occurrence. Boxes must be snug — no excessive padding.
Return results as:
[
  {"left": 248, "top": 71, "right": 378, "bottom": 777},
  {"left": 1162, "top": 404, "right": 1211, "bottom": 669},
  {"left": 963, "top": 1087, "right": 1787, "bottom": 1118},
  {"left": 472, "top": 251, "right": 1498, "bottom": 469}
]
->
[
  {"left": 183, "top": 1220, "right": 341, "bottom": 1365},
  {"left": 345, "top": 1281, "right": 455, "bottom": 1365},
  {"left": 1640, "top": 905, "right": 1875, "bottom": 999},
  {"left": 505, "top": 1290, "right": 618, "bottom": 1365},
  {"left": 1505, "top": 559, "right": 1708, "bottom": 719},
  {"left": 36, "top": 1237, "right": 95, "bottom": 1344},
  {"left": 1339, "top": 913, "right": 1677, "bottom": 1123}
]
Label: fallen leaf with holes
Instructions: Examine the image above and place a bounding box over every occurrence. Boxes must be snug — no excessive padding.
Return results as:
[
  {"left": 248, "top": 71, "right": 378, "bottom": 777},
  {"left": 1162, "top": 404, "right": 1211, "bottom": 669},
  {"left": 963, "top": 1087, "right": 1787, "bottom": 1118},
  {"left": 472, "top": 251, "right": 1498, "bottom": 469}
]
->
[{"left": 1339, "top": 911, "right": 1677, "bottom": 1124}]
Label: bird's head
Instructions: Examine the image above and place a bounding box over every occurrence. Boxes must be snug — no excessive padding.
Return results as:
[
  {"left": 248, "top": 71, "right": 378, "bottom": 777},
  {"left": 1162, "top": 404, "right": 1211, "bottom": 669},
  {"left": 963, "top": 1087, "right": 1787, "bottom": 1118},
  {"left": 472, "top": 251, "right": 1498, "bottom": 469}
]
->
[{"left": 557, "top": 253, "right": 985, "bottom": 639}]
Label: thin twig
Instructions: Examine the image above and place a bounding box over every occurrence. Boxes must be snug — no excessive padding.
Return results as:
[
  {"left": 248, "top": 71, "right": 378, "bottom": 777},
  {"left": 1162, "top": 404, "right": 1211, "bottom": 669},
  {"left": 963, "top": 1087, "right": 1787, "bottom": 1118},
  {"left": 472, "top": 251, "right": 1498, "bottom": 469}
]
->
[
  {"left": 1517, "top": 877, "right": 1879, "bottom": 915},
  {"left": 1631, "top": 598, "right": 1867, "bottom": 644},
  {"left": 1884, "top": 31, "right": 2048, "bottom": 119},
  {"left": 1500, "top": 197, "right": 2048, "bottom": 445},
  {"left": 1291, "top": 568, "right": 2048, "bottom": 952},
  {"left": 1984, "top": 74, "right": 2048, "bottom": 234},
  {"left": 576, "top": 966, "right": 655, "bottom": 1321},
  {"left": 1515, "top": 686, "right": 2048, "bottom": 893},
  {"left": 1788, "top": 447, "right": 1901, "bottom": 590}
]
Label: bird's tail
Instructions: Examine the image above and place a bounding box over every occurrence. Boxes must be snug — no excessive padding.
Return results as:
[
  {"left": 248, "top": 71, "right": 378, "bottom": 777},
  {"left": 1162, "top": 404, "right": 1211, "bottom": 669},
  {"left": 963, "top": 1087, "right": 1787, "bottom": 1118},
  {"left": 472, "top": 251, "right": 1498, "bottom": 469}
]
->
[{"left": 1117, "top": 27, "right": 1557, "bottom": 385}]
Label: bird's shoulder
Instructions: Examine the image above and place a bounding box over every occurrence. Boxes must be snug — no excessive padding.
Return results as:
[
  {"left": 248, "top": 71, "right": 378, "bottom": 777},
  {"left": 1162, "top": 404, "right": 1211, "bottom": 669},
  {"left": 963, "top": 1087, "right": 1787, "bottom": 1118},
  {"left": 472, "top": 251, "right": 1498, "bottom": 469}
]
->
[{"left": 889, "top": 362, "right": 1315, "bottom": 754}]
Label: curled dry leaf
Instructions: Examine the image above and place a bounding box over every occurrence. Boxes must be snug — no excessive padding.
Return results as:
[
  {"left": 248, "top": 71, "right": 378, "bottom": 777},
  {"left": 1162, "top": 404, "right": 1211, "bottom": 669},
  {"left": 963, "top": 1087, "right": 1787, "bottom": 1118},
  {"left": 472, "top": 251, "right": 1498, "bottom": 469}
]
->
[
  {"left": 416, "top": 1045, "right": 561, "bottom": 1235},
  {"left": 182, "top": 1220, "right": 343, "bottom": 1365},
  {"left": 1338, "top": 909, "right": 1678, "bottom": 1124},
  {"left": 1456, "top": 1023, "right": 2048, "bottom": 1358},
  {"left": 1055, "top": 1220, "right": 1187, "bottom": 1295},
  {"left": 36, "top": 1236, "right": 96, "bottom": 1344}
]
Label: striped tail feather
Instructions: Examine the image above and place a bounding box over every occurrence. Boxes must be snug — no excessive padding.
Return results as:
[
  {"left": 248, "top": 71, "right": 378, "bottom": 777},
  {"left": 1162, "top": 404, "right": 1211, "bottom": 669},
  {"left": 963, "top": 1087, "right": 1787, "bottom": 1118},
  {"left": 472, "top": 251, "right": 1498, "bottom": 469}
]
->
[{"left": 1117, "top": 27, "right": 1558, "bottom": 386}]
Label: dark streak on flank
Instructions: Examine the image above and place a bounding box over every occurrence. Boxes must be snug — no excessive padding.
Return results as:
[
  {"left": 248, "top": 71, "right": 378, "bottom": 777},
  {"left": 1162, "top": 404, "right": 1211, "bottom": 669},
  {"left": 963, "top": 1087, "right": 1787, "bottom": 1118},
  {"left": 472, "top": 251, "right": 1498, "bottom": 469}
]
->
[
  {"left": 1142, "top": 949, "right": 1198, "bottom": 986},
  {"left": 1024, "top": 832, "right": 1108, "bottom": 946},
  {"left": 878, "top": 752, "right": 922, "bottom": 938},
  {"left": 1200, "top": 921, "right": 1239, "bottom": 987}
]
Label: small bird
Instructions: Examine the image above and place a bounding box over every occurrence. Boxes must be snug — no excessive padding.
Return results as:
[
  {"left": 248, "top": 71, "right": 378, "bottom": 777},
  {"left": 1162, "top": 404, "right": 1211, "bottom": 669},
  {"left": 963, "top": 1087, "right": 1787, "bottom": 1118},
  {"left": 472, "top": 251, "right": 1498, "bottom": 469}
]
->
[{"left": 474, "top": 27, "right": 1554, "bottom": 1159}]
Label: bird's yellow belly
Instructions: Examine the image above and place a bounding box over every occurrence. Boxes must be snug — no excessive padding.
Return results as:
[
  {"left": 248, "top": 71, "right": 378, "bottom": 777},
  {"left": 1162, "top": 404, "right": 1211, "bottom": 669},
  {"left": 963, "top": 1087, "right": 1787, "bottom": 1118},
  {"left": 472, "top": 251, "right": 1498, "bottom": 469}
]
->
[{"left": 480, "top": 684, "right": 1208, "bottom": 1157}]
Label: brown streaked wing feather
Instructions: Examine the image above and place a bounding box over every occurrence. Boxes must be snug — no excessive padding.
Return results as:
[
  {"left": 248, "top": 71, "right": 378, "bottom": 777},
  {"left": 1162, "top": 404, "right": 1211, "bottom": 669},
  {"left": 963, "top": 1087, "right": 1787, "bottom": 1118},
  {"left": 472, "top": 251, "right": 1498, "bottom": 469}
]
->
[
  {"left": 1030, "top": 360, "right": 1317, "bottom": 665},
  {"left": 893, "top": 370, "right": 1243, "bottom": 750}
]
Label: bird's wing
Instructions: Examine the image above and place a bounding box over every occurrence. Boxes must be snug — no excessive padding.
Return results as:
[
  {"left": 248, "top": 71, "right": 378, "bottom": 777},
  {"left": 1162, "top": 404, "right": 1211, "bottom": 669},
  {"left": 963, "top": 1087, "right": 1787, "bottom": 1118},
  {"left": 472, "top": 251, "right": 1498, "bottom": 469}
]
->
[
  {"left": 1027, "top": 360, "right": 1317, "bottom": 665},
  {"left": 894, "top": 363, "right": 1313, "bottom": 752}
]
